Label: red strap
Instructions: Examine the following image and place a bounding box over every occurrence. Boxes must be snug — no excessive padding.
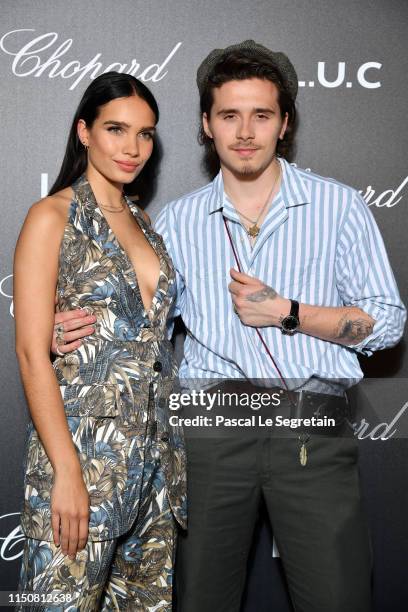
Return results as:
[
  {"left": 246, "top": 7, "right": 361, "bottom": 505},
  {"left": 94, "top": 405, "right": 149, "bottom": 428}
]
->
[{"left": 223, "top": 215, "right": 291, "bottom": 393}]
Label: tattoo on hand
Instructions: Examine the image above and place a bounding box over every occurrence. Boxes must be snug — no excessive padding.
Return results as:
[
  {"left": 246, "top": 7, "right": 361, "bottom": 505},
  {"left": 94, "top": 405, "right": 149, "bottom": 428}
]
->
[
  {"left": 246, "top": 286, "right": 278, "bottom": 302},
  {"left": 336, "top": 315, "right": 374, "bottom": 343}
]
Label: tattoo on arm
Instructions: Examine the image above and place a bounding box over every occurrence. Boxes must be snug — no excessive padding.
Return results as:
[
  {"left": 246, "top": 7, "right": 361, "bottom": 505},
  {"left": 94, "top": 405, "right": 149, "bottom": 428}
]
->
[
  {"left": 335, "top": 314, "right": 374, "bottom": 343},
  {"left": 246, "top": 286, "right": 278, "bottom": 302}
]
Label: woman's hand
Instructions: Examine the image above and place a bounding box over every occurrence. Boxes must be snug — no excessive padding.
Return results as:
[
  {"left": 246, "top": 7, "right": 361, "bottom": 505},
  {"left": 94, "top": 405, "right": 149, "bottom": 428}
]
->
[{"left": 51, "top": 466, "right": 90, "bottom": 559}]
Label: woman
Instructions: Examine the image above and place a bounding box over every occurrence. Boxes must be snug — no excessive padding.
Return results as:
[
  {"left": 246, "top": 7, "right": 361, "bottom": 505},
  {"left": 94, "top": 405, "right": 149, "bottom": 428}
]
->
[{"left": 14, "top": 72, "right": 186, "bottom": 611}]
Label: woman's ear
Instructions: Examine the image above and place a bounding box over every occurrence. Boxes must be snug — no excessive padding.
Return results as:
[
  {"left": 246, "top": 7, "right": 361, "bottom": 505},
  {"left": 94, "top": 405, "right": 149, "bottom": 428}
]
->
[{"left": 77, "top": 119, "right": 89, "bottom": 147}]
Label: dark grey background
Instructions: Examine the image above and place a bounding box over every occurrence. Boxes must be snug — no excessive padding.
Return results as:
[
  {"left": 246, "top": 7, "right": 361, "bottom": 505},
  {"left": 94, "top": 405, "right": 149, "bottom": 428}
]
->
[{"left": 0, "top": 1, "right": 407, "bottom": 609}]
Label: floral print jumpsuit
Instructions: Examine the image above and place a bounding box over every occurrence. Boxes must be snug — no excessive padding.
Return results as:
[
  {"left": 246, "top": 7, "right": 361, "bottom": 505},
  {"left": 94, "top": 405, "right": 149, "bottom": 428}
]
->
[{"left": 17, "top": 174, "right": 187, "bottom": 611}]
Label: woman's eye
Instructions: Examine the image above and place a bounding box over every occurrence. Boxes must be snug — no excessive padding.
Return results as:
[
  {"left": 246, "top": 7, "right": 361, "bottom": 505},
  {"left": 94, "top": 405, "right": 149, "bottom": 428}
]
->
[
  {"left": 139, "top": 132, "right": 154, "bottom": 140},
  {"left": 108, "top": 126, "right": 122, "bottom": 133}
]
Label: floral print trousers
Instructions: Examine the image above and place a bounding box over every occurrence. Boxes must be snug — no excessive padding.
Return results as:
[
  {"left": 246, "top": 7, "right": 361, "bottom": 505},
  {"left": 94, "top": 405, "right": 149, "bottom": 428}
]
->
[{"left": 17, "top": 437, "right": 177, "bottom": 611}]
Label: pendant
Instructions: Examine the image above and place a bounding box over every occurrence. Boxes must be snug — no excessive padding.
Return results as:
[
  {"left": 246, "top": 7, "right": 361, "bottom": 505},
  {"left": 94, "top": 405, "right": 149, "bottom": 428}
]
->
[
  {"left": 248, "top": 224, "right": 260, "bottom": 238},
  {"left": 298, "top": 433, "right": 310, "bottom": 467},
  {"left": 299, "top": 443, "right": 307, "bottom": 466}
]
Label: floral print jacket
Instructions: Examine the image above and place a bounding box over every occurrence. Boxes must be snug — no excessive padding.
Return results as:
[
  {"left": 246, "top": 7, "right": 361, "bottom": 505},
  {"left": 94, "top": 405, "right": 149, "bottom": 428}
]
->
[{"left": 20, "top": 174, "right": 187, "bottom": 541}]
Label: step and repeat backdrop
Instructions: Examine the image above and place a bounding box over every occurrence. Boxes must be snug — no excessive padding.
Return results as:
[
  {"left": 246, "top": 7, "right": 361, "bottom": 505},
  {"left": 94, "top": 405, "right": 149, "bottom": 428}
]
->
[{"left": 0, "top": 1, "right": 407, "bottom": 610}]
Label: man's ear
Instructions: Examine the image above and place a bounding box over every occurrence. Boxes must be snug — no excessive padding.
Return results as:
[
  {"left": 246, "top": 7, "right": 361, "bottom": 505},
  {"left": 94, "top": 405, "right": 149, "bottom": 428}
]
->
[
  {"left": 202, "top": 113, "right": 213, "bottom": 139},
  {"left": 279, "top": 112, "right": 289, "bottom": 140}
]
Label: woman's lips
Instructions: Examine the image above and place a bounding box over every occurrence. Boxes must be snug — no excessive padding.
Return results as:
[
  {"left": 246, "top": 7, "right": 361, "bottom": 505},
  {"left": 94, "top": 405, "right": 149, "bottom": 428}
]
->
[{"left": 115, "top": 160, "right": 140, "bottom": 172}]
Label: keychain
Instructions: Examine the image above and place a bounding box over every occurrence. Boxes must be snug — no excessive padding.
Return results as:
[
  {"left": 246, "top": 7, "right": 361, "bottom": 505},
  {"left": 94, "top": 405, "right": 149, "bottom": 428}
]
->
[{"left": 298, "top": 433, "right": 310, "bottom": 467}]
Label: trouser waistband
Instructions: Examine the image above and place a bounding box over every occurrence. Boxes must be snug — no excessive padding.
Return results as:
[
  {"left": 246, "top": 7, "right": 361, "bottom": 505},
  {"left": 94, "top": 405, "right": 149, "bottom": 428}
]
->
[{"left": 204, "top": 380, "right": 352, "bottom": 437}]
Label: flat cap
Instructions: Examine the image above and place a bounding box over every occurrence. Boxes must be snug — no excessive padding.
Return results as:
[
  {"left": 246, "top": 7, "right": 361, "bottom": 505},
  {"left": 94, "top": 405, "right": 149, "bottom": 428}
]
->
[{"left": 196, "top": 39, "right": 298, "bottom": 100}]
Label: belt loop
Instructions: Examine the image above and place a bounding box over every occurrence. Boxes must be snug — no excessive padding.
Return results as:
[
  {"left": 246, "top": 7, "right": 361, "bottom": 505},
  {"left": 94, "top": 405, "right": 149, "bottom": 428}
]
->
[
  {"left": 298, "top": 389, "right": 304, "bottom": 417},
  {"left": 290, "top": 389, "right": 303, "bottom": 419}
]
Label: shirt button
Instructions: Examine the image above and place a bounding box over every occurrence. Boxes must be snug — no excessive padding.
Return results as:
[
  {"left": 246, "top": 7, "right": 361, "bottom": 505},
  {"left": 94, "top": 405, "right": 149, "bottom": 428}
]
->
[
  {"left": 153, "top": 361, "right": 162, "bottom": 372},
  {"left": 161, "top": 432, "right": 169, "bottom": 442}
]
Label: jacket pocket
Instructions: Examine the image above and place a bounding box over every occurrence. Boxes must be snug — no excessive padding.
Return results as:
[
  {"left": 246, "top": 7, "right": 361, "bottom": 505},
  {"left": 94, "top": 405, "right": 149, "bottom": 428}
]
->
[{"left": 60, "top": 382, "right": 121, "bottom": 417}]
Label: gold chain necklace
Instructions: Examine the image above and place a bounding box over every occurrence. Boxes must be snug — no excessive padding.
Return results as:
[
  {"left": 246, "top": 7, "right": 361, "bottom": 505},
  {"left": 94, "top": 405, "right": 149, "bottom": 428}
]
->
[
  {"left": 235, "top": 161, "right": 281, "bottom": 238},
  {"left": 97, "top": 195, "right": 127, "bottom": 213}
]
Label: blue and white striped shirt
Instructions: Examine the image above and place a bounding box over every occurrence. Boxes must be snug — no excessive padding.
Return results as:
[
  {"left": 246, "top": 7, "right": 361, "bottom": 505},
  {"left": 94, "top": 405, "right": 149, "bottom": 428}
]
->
[{"left": 154, "top": 158, "right": 406, "bottom": 391}]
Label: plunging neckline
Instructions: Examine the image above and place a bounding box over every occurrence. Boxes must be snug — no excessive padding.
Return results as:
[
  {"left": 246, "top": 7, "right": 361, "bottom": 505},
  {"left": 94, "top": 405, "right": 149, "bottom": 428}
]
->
[
  {"left": 98, "top": 196, "right": 161, "bottom": 322},
  {"left": 75, "top": 175, "right": 162, "bottom": 323}
]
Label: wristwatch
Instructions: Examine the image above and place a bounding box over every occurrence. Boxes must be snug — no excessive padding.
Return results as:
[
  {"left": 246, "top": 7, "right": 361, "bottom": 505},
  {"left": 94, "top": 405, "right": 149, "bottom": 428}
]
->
[{"left": 280, "top": 299, "right": 300, "bottom": 335}]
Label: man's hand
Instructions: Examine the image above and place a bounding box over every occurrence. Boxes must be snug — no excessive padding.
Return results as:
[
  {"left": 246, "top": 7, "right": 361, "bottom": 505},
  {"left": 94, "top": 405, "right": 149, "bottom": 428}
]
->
[
  {"left": 228, "top": 268, "right": 290, "bottom": 327},
  {"left": 52, "top": 309, "right": 96, "bottom": 355},
  {"left": 229, "top": 269, "right": 376, "bottom": 347}
]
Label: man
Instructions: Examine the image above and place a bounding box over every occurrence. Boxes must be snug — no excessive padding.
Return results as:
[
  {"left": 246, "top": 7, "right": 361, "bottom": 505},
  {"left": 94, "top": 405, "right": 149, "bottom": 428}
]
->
[{"left": 53, "top": 41, "right": 406, "bottom": 611}]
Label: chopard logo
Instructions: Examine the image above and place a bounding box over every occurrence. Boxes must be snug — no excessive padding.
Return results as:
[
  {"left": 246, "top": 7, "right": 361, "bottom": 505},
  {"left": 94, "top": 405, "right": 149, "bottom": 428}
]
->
[
  {"left": 353, "top": 402, "right": 408, "bottom": 440},
  {"left": 0, "top": 513, "right": 24, "bottom": 561},
  {"left": 359, "top": 176, "right": 408, "bottom": 208},
  {"left": 290, "top": 166, "right": 408, "bottom": 209},
  {"left": 0, "top": 274, "right": 13, "bottom": 316},
  {"left": 0, "top": 29, "right": 182, "bottom": 90},
  {"left": 298, "top": 61, "right": 382, "bottom": 89}
]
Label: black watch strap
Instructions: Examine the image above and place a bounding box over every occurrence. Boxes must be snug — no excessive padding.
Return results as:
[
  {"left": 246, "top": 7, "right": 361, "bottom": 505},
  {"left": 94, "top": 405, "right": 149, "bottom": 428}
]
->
[
  {"left": 290, "top": 299, "right": 299, "bottom": 319},
  {"left": 281, "top": 299, "right": 300, "bottom": 334}
]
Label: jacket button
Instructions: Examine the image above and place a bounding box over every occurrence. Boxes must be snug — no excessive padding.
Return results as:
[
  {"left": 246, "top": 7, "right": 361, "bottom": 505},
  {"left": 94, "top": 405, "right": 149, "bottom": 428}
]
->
[
  {"left": 153, "top": 361, "right": 162, "bottom": 372},
  {"left": 161, "top": 432, "right": 169, "bottom": 442}
]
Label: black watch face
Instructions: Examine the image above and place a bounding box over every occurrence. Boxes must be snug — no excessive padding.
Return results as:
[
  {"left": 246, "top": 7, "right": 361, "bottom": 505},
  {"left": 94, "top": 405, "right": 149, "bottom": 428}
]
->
[{"left": 282, "top": 315, "right": 298, "bottom": 331}]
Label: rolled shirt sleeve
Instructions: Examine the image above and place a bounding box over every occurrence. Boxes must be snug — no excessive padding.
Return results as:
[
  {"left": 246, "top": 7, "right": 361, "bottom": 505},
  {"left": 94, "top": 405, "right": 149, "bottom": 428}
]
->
[
  {"left": 154, "top": 203, "right": 186, "bottom": 339},
  {"left": 335, "top": 191, "right": 406, "bottom": 356}
]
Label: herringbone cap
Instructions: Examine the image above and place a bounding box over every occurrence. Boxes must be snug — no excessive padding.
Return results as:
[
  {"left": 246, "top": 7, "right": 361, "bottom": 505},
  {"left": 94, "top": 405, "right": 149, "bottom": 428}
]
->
[{"left": 196, "top": 39, "right": 298, "bottom": 100}]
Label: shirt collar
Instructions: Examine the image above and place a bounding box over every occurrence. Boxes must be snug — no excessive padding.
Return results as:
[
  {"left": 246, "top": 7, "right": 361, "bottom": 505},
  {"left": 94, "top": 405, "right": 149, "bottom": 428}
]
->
[{"left": 208, "top": 157, "right": 312, "bottom": 217}]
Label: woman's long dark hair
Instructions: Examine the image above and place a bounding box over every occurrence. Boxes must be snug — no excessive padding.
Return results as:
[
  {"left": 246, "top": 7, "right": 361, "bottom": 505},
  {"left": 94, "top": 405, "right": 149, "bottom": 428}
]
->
[{"left": 49, "top": 72, "right": 161, "bottom": 204}]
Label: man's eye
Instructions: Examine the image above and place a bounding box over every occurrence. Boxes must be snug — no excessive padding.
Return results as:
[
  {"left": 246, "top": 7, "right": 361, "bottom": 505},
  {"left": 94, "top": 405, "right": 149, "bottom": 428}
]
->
[
  {"left": 256, "top": 114, "right": 269, "bottom": 120},
  {"left": 223, "top": 114, "right": 235, "bottom": 120}
]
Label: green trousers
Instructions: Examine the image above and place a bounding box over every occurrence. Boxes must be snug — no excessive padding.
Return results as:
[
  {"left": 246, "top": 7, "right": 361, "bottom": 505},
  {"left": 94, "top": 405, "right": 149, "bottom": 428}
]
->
[{"left": 176, "top": 435, "right": 372, "bottom": 612}]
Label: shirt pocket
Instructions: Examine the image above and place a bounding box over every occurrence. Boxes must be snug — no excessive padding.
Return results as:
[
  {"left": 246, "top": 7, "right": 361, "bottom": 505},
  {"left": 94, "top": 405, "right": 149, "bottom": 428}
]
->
[{"left": 277, "top": 258, "right": 319, "bottom": 298}]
